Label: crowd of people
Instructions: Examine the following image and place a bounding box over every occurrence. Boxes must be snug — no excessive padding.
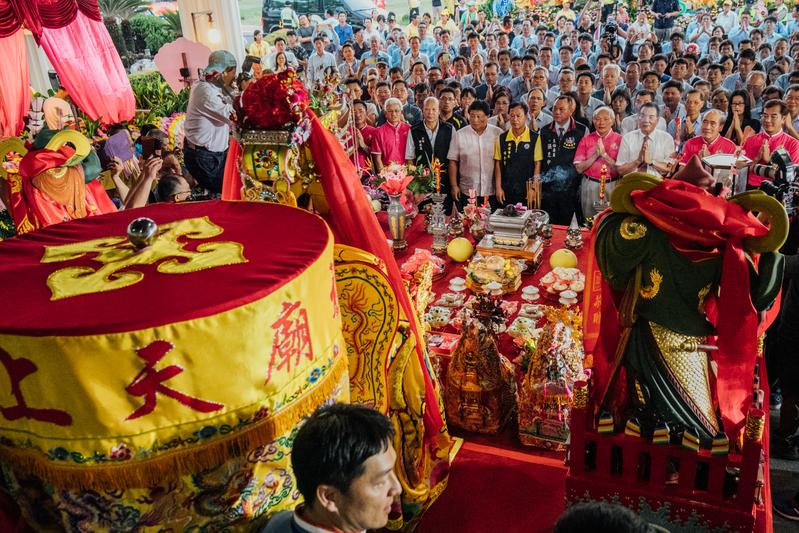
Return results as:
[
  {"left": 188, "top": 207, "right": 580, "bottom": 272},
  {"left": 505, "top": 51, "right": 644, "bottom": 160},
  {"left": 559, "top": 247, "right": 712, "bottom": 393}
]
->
[
  {"left": 6, "top": 0, "right": 799, "bottom": 524},
  {"left": 237, "top": 1, "right": 799, "bottom": 227},
  {"left": 241, "top": 0, "right": 799, "bottom": 521}
]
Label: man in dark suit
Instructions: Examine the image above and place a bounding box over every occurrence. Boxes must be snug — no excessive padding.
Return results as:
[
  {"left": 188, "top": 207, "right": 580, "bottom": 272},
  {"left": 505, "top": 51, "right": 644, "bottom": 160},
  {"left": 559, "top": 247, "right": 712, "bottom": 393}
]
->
[
  {"left": 539, "top": 95, "right": 587, "bottom": 224},
  {"left": 474, "top": 62, "right": 501, "bottom": 103},
  {"left": 406, "top": 96, "right": 455, "bottom": 211}
]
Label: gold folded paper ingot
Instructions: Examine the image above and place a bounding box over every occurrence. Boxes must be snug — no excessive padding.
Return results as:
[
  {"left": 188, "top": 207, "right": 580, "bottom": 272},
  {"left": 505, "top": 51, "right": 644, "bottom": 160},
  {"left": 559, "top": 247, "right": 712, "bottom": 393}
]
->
[
  {"left": 625, "top": 417, "right": 642, "bottom": 438},
  {"left": 682, "top": 427, "right": 701, "bottom": 452}
]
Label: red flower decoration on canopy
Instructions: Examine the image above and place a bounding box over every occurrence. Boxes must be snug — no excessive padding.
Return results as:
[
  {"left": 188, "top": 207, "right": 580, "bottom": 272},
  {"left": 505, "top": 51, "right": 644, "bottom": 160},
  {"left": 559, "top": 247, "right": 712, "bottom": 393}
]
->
[{"left": 241, "top": 70, "right": 309, "bottom": 130}]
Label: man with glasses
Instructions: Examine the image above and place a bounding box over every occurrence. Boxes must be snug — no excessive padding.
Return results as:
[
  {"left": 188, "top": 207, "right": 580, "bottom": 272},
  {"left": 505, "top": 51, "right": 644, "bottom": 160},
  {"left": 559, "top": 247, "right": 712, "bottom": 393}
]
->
[
  {"left": 439, "top": 88, "right": 466, "bottom": 129},
  {"left": 746, "top": 70, "right": 767, "bottom": 120}
]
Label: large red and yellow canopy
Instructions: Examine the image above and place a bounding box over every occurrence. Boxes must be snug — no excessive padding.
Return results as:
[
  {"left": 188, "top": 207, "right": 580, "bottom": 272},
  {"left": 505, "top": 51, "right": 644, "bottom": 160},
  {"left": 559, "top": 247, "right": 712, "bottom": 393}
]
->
[{"left": 0, "top": 200, "right": 347, "bottom": 489}]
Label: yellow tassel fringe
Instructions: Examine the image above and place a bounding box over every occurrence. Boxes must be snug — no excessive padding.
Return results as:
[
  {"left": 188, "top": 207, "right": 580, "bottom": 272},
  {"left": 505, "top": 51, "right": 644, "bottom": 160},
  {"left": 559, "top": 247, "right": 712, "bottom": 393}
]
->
[{"left": 0, "top": 354, "right": 348, "bottom": 491}]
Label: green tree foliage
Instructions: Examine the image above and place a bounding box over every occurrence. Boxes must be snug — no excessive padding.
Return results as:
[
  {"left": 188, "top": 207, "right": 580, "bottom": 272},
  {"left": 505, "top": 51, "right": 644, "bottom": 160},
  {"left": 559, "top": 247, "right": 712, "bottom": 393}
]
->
[
  {"left": 161, "top": 11, "right": 183, "bottom": 37},
  {"left": 98, "top": 0, "right": 147, "bottom": 20},
  {"left": 129, "top": 72, "right": 190, "bottom": 124},
  {"left": 130, "top": 13, "right": 176, "bottom": 55}
]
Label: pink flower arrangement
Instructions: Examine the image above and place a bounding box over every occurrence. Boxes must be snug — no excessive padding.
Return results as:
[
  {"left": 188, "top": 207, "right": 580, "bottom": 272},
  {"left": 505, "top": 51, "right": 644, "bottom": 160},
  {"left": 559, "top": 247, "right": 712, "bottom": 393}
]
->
[{"left": 378, "top": 163, "right": 413, "bottom": 195}]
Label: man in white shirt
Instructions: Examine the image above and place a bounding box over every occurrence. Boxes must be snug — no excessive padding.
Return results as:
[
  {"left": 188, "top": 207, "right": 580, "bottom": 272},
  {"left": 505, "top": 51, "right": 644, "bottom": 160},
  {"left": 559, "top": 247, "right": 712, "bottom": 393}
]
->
[
  {"left": 616, "top": 102, "right": 676, "bottom": 177},
  {"left": 527, "top": 88, "right": 553, "bottom": 132},
  {"left": 402, "top": 36, "right": 430, "bottom": 75},
  {"left": 266, "top": 37, "right": 298, "bottom": 70},
  {"left": 448, "top": 99, "right": 503, "bottom": 206},
  {"left": 183, "top": 50, "right": 237, "bottom": 194},
  {"left": 620, "top": 90, "right": 668, "bottom": 135},
  {"left": 717, "top": 0, "right": 737, "bottom": 33},
  {"left": 307, "top": 36, "right": 337, "bottom": 85}
]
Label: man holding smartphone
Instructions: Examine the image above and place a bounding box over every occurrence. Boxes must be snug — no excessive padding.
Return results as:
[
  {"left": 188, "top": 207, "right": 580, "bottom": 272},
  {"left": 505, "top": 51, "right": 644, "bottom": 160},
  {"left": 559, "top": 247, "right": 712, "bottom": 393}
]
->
[{"left": 183, "top": 50, "right": 237, "bottom": 195}]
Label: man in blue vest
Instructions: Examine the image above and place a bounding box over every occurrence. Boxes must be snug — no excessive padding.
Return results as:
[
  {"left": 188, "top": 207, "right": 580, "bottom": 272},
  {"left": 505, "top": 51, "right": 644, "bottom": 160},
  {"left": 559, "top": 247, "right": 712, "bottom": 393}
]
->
[
  {"left": 406, "top": 96, "right": 455, "bottom": 211},
  {"left": 494, "top": 102, "right": 542, "bottom": 206},
  {"left": 539, "top": 95, "right": 587, "bottom": 224}
]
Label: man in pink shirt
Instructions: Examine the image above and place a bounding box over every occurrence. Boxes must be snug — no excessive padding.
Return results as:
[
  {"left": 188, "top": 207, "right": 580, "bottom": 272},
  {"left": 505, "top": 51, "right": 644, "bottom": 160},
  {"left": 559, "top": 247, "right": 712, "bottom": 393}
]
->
[
  {"left": 743, "top": 99, "right": 799, "bottom": 187},
  {"left": 371, "top": 98, "right": 411, "bottom": 172},
  {"left": 574, "top": 106, "right": 622, "bottom": 218},
  {"left": 679, "top": 109, "right": 737, "bottom": 165}
]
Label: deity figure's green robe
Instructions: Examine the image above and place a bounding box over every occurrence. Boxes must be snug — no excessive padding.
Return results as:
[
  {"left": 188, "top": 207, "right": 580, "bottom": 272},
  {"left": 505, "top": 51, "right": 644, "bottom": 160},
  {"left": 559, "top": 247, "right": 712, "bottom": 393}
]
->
[{"left": 595, "top": 212, "right": 782, "bottom": 442}]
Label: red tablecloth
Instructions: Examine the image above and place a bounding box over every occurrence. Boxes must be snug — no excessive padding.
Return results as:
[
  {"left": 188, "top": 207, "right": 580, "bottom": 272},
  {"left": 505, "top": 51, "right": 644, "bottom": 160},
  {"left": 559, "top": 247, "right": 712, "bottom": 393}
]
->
[{"left": 376, "top": 212, "right": 591, "bottom": 360}]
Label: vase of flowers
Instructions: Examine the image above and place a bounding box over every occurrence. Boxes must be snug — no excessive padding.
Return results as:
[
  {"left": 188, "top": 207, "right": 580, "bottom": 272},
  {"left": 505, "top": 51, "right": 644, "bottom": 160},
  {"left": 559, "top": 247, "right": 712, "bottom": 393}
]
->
[
  {"left": 386, "top": 194, "right": 407, "bottom": 251},
  {"left": 378, "top": 163, "right": 414, "bottom": 251}
]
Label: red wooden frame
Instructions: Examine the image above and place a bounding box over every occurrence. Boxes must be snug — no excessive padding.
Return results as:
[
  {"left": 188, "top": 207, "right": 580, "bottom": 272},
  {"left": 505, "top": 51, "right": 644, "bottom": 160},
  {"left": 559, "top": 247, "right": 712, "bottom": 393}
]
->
[{"left": 566, "top": 403, "right": 767, "bottom": 532}]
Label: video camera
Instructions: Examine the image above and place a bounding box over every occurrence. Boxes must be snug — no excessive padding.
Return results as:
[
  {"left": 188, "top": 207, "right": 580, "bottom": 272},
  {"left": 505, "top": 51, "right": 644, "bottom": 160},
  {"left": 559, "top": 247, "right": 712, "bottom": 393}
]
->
[
  {"left": 752, "top": 148, "right": 798, "bottom": 216},
  {"left": 603, "top": 22, "right": 621, "bottom": 58}
]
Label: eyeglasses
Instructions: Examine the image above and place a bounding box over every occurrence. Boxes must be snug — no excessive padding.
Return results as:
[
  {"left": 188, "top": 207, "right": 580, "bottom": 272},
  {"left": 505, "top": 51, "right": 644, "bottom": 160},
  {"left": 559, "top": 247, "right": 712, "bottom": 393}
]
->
[{"left": 171, "top": 190, "right": 192, "bottom": 202}]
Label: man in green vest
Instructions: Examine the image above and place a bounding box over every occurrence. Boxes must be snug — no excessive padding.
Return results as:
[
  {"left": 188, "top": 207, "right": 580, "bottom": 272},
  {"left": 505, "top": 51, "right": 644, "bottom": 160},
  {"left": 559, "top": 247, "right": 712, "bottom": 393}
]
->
[{"left": 494, "top": 102, "right": 542, "bottom": 206}]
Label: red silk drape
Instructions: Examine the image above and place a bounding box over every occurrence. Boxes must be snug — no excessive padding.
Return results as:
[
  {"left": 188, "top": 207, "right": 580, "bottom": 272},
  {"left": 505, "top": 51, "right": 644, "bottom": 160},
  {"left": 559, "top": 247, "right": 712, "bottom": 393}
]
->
[
  {"left": 0, "top": 30, "right": 29, "bottom": 137},
  {"left": 0, "top": 0, "right": 101, "bottom": 40}
]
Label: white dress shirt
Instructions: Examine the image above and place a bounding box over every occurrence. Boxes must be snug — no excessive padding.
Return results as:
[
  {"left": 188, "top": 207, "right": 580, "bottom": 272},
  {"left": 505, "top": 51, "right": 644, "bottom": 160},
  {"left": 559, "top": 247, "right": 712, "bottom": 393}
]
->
[
  {"left": 447, "top": 124, "right": 503, "bottom": 196},
  {"left": 716, "top": 11, "right": 737, "bottom": 34},
  {"left": 616, "top": 129, "right": 676, "bottom": 177},
  {"left": 307, "top": 51, "right": 337, "bottom": 84},
  {"left": 184, "top": 80, "right": 235, "bottom": 152}
]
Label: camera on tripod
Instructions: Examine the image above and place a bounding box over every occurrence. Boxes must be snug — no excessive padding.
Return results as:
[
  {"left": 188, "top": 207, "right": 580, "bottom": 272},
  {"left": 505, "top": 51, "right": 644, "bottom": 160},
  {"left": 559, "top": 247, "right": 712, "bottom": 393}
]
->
[{"left": 752, "top": 148, "right": 798, "bottom": 215}]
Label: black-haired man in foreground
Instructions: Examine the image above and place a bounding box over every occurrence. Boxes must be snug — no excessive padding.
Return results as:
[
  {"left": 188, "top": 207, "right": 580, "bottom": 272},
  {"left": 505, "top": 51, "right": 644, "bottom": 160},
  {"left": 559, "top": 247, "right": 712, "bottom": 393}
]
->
[{"left": 262, "top": 404, "right": 401, "bottom": 533}]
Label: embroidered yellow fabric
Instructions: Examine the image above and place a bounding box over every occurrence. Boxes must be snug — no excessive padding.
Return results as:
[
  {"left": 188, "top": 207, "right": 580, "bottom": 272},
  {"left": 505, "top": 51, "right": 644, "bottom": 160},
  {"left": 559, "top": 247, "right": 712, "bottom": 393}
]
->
[
  {"left": 639, "top": 268, "right": 663, "bottom": 300},
  {"left": 620, "top": 216, "right": 647, "bottom": 240},
  {"left": 0, "top": 232, "right": 344, "bottom": 491},
  {"left": 43, "top": 216, "right": 248, "bottom": 300},
  {"left": 697, "top": 283, "right": 713, "bottom": 314}
]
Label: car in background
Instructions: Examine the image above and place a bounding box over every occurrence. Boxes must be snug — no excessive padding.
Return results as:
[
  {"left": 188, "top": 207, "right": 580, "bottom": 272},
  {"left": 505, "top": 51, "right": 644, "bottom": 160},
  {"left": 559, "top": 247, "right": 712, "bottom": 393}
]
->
[{"left": 262, "top": 0, "right": 386, "bottom": 33}]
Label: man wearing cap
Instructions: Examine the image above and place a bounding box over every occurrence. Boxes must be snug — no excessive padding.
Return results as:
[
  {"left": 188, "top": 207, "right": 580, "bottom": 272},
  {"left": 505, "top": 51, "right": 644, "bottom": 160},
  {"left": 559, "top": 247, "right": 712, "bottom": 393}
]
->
[
  {"left": 280, "top": 1, "right": 299, "bottom": 29},
  {"left": 183, "top": 50, "right": 237, "bottom": 195},
  {"left": 438, "top": 11, "right": 459, "bottom": 42},
  {"left": 717, "top": 0, "right": 737, "bottom": 33}
]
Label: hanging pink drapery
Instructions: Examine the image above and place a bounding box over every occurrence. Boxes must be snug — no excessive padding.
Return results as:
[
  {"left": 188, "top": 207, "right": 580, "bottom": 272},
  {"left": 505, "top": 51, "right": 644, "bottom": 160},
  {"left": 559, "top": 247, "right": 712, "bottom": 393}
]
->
[
  {"left": 0, "top": 30, "right": 29, "bottom": 137},
  {"left": 39, "top": 11, "right": 135, "bottom": 125},
  {"left": 0, "top": 0, "right": 102, "bottom": 41}
]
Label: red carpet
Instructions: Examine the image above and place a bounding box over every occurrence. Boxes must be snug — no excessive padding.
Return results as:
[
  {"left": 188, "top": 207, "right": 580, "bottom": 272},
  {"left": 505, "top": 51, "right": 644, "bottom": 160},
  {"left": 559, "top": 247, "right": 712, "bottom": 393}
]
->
[{"left": 417, "top": 441, "right": 567, "bottom": 533}]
